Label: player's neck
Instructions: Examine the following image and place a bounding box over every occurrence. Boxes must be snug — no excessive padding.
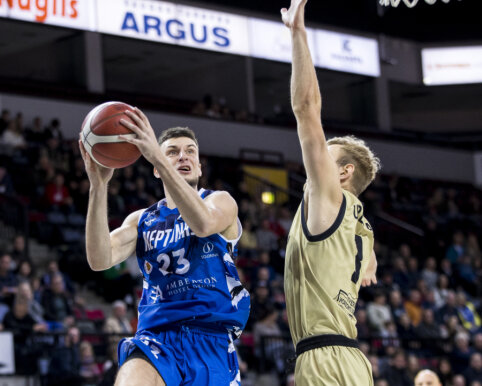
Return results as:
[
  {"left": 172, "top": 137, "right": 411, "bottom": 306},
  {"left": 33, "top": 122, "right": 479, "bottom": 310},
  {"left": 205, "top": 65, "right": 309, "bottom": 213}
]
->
[{"left": 163, "top": 185, "right": 199, "bottom": 210}]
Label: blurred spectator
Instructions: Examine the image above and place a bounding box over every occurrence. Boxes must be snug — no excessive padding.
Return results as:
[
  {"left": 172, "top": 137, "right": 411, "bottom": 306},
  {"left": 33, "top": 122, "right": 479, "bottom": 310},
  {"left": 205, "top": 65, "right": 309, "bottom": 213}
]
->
[
  {"left": 42, "top": 260, "right": 75, "bottom": 295},
  {"left": 0, "top": 166, "right": 15, "bottom": 195},
  {"left": 421, "top": 257, "right": 438, "bottom": 290},
  {"left": 456, "top": 255, "right": 479, "bottom": 296},
  {"left": 16, "top": 281, "right": 44, "bottom": 323},
  {"left": 16, "top": 260, "right": 34, "bottom": 283},
  {"left": 438, "top": 357, "right": 454, "bottom": 386},
  {"left": 416, "top": 308, "right": 441, "bottom": 339},
  {"left": 451, "top": 331, "right": 473, "bottom": 374},
  {"left": 356, "top": 308, "right": 371, "bottom": 340},
  {"left": 436, "top": 290, "right": 459, "bottom": 325},
  {"left": 367, "top": 292, "right": 392, "bottom": 334},
  {"left": 474, "top": 333, "right": 482, "bottom": 355},
  {"left": 0, "top": 253, "right": 18, "bottom": 307},
  {"left": 10, "top": 235, "right": 27, "bottom": 264},
  {"left": 98, "top": 343, "right": 118, "bottom": 386},
  {"left": 406, "top": 354, "right": 421, "bottom": 381},
  {"left": 463, "top": 353, "right": 482, "bottom": 385},
  {"left": 25, "top": 116, "right": 47, "bottom": 144},
  {"left": 407, "top": 257, "right": 421, "bottom": 289},
  {"left": 383, "top": 349, "right": 412, "bottom": 386},
  {"left": 456, "top": 291, "right": 481, "bottom": 333},
  {"left": 249, "top": 282, "right": 272, "bottom": 328},
  {"left": 48, "top": 325, "right": 82, "bottom": 386},
  {"left": 389, "top": 289, "right": 406, "bottom": 321},
  {"left": 405, "top": 289, "right": 423, "bottom": 327},
  {"left": 0, "top": 119, "right": 26, "bottom": 150},
  {"left": 41, "top": 272, "right": 73, "bottom": 325},
  {"left": 393, "top": 257, "right": 410, "bottom": 295},
  {"left": 434, "top": 274, "right": 450, "bottom": 309},
  {"left": 396, "top": 314, "right": 418, "bottom": 351},
  {"left": 256, "top": 219, "right": 279, "bottom": 251},
  {"left": 44, "top": 172, "right": 72, "bottom": 209},
  {"left": 104, "top": 300, "right": 133, "bottom": 335},
  {"left": 253, "top": 303, "right": 284, "bottom": 374},
  {"left": 44, "top": 118, "right": 63, "bottom": 141},
  {"left": 446, "top": 231, "right": 466, "bottom": 263},
  {"left": 79, "top": 340, "right": 102, "bottom": 385},
  {"left": 3, "top": 298, "right": 47, "bottom": 374}
]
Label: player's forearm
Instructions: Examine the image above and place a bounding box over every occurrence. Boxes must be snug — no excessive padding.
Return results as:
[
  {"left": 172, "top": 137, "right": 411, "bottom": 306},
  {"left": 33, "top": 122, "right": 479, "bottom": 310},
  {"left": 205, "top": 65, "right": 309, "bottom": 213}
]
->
[
  {"left": 85, "top": 186, "right": 113, "bottom": 271},
  {"left": 290, "top": 29, "right": 322, "bottom": 125},
  {"left": 153, "top": 157, "right": 214, "bottom": 237}
]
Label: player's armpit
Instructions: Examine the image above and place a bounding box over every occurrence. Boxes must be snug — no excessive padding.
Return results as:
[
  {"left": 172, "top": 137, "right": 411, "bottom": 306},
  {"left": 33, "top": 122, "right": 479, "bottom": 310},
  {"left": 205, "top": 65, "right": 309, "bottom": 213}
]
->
[
  {"left": 198, "top": 191, "right": 238, "bottom": 238},
  {"left": 109, "top": 209, "right": 144, "bottom": 267}
]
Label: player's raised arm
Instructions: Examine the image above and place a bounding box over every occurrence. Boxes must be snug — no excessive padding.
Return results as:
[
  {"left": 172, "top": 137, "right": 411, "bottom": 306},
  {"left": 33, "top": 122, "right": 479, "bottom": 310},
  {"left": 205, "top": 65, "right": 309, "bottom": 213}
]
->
[
  {"left": 282, "top": 0, "right": 341, "bottom": 200},
  {"left": 80, "top": 141, "right": 140, "bottom": 271},
  {"left": 119, "top": 109, "right": 238, "bottom": 238}
]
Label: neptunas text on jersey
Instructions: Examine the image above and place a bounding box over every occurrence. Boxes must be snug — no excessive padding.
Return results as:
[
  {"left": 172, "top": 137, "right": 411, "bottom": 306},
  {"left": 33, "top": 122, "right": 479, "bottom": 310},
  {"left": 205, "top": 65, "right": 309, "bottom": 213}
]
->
[{"left": 143, "top": 222, "right": 192, "bottom": 251}]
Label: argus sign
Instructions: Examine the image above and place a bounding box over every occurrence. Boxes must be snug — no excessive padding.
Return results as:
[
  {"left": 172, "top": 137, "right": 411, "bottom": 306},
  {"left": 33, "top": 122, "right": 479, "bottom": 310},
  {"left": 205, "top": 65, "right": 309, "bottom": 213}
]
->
[
  {"left": 97, "top": 0, "right": 250, "bottom": 56},
  {"left": 0, "top": 0, "right": 95, "bottom": 30}
]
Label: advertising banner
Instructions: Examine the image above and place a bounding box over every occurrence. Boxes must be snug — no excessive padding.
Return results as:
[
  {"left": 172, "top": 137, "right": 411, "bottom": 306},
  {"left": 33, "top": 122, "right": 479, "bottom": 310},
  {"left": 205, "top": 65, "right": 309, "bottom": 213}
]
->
[
  {"left": 314, "top": 30, "right": 380, "bottom": 77},
  {"left": 97, "top": 0, "right": 250, "bottom": 56},
  {"left": 0, "top": 0, "right": 96, "bottom": 30},
  {"left": 422, "top": 46, "right": 482, "bottom": 85}
]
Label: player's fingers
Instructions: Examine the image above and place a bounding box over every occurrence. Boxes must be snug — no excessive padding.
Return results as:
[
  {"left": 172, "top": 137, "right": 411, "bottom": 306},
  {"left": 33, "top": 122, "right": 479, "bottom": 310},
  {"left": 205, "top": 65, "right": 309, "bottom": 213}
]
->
[
  {"left": 120, "top": 118, "right": 143, "bottom": 136},
  {"left": 124, "top": 110, "right": 145, "bottom": 129},
  {"left": 134, "top": 107, "right": 150, "bottom": 126}
]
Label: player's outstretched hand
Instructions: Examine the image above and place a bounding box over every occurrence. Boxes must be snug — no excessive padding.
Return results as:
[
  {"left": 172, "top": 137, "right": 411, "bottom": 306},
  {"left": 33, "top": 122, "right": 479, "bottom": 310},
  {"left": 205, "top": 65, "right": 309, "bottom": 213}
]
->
[
  {"left": 79, "top": 139, "right": 114, "bottom": 187},
  {"left": 119, "top": 108, "right": 160, "bottom": 165},
  {"left": 281, "top": 0, "right": 307, "bottom": 30}
]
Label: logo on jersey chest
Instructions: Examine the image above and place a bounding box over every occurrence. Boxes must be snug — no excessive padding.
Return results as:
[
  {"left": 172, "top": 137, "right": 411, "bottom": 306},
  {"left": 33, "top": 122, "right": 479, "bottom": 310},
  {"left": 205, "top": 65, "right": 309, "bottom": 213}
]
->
[
  {"left": 142, "top": 222, "right": 192, "bottom": 252},
  {"left": 144, "top": 261, "right": 153, "bottom": 274},
  {"left": 201, "top": 241, "right": 218, "bottom": 259},
  {"left": 334, "top": 289, "right": 356, "bottom": 318}
]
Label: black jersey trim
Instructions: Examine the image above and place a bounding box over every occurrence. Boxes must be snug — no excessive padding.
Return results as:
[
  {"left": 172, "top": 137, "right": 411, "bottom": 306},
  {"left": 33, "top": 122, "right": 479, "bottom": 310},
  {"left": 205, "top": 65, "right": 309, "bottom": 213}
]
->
[{"left": 301, "top": 192, "right": 347, "bottom": 242}]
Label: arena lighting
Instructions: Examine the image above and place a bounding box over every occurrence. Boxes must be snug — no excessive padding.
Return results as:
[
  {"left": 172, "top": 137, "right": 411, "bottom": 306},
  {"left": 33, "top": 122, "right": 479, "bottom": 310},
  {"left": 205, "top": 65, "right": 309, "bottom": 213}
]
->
[{"left": 261, "top": 191, "right": 276, "bottom": 205}]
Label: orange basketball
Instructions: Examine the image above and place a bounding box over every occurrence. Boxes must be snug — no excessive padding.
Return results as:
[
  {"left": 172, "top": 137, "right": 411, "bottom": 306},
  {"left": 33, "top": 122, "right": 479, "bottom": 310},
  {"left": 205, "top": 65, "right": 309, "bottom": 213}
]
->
[{"left": 80, "top": 101, "right": 141, "bottom": 168}]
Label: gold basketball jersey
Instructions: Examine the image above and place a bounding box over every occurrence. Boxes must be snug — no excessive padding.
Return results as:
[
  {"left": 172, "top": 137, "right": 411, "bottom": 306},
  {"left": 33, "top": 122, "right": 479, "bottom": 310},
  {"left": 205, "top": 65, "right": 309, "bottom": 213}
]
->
[{"left": 285, "top": 189, "right": 374, "bottom": 345}]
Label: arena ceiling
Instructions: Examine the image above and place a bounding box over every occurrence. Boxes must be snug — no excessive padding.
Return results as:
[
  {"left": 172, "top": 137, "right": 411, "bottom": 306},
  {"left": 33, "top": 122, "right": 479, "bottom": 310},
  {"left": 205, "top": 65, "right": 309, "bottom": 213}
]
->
[{"left": 198, "top": 0, "right": 481, "bottom": 43}]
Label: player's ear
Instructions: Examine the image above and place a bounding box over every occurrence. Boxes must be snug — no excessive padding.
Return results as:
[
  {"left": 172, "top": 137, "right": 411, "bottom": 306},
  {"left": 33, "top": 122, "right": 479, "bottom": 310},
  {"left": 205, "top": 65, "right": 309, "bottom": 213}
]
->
[
  {"left": 340, "top": 163, "right": 354, "bottom": 183},
  {"left": 153, "top": 168, "right": 160, "bottom": 179}
]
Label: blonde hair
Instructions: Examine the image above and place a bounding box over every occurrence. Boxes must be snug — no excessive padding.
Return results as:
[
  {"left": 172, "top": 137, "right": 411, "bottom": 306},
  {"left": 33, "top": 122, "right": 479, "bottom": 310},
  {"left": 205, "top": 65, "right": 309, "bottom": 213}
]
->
[{"left": 327, "top": 135, "right": 381, "bottom": 196}]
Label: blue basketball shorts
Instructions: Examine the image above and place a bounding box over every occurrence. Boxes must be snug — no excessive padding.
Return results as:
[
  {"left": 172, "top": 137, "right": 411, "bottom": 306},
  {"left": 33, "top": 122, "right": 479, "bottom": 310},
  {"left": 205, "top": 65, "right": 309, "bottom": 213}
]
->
[{"left": 118, "top": 325, "right": 241, "bottom": 386}]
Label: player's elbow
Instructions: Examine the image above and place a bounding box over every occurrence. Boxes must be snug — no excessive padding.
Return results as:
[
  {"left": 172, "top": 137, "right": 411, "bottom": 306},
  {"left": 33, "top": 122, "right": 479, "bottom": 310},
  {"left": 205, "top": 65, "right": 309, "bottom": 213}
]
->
[{"left": 292, "top": 98, "right": 321, "bottom": 116}]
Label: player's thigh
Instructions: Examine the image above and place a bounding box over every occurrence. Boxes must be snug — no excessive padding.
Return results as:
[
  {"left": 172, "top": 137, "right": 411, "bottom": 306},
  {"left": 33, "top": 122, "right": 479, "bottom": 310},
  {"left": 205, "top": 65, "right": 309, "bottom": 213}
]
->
[
  {"left": 115, "top": 357, "right": 166, "bottom": 386},
  {"left": 296, "top": 347, "right": 373, "bottom": 386}
]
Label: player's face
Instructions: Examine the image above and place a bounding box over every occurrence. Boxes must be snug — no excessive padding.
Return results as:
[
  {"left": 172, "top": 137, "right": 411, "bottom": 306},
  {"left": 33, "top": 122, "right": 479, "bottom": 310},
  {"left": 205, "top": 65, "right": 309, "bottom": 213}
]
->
[{"left": 161, "top": 136, "right": 202, "bottom": 188}]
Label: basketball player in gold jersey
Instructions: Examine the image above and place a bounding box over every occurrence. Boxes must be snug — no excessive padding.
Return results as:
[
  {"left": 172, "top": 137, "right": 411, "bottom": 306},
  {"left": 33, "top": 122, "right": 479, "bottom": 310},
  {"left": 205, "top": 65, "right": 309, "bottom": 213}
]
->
[{"left": 282, "top": 0, "right": 381, "bottom": 385}]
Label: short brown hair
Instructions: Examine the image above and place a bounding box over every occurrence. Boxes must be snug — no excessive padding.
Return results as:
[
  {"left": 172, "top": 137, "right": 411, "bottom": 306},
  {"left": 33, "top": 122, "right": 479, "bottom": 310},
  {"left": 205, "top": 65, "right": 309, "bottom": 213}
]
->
[
  {"left": 158, "top": 126, "right": 199, "bottom": 147},
  {"left": 327, "top": 135, "right": 381, "bottom": 196}
]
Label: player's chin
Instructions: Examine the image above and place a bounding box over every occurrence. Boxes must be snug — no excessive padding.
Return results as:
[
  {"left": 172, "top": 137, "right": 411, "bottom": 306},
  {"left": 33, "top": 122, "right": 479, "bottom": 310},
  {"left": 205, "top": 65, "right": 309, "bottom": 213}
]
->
[{"left": 185, "top": 176, "right": 199, "bottom": 189}]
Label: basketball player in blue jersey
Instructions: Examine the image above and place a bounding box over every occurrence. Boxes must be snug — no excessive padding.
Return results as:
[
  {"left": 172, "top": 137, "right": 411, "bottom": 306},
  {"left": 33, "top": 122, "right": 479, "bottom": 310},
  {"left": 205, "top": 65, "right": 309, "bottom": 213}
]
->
[{"left": 79, "top": 108, "right": 250, "bottom": 386}]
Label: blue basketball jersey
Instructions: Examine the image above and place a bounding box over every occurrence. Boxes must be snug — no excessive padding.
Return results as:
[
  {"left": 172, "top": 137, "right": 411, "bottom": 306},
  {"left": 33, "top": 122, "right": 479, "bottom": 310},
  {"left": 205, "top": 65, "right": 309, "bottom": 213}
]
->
[{"left": 135, "top": 188, "right": 250, "bottom": 338}]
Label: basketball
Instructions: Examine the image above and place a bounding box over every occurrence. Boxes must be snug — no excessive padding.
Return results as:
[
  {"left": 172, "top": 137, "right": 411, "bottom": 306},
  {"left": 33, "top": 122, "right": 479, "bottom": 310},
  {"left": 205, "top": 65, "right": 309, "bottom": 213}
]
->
[{"left": 80, "top": 101, "right": 141, "bottom": 169}]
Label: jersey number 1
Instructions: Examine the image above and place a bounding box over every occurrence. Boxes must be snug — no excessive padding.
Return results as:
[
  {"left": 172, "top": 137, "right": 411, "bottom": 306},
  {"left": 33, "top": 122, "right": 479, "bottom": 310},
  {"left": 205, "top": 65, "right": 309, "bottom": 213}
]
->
[{"left": 351, "top": 235, "right": 363, "bottom": 284}]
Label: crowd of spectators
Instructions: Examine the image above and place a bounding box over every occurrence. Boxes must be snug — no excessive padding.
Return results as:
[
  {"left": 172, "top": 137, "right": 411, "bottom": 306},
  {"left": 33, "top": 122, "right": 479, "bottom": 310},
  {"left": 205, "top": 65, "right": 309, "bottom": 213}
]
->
[{"left": 1, "top": 107, "right": 482, "bottom": 385}]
